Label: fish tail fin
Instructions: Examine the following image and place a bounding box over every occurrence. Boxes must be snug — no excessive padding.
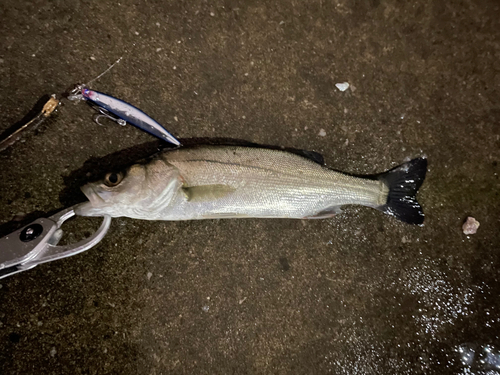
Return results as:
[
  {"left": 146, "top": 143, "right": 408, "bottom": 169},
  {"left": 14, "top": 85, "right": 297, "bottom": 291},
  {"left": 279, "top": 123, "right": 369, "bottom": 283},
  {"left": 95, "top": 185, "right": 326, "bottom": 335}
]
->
[{"left": 376, "top": 157, "right": 427, "bottom": 225}]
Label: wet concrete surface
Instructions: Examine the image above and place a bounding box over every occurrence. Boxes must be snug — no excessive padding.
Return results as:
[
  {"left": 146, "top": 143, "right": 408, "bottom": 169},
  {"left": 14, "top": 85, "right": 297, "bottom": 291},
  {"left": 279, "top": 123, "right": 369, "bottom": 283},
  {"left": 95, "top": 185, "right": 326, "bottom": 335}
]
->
[{"left": 1, "top": 0, "right": 499, "bottom": 373}]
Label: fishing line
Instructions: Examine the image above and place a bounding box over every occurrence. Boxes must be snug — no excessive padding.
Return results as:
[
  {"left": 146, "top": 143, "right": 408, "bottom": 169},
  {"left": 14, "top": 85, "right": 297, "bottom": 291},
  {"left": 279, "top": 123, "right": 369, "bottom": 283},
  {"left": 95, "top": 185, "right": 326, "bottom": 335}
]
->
[{"left": 85, "top": 56, "right": 124, "bottom": 86}]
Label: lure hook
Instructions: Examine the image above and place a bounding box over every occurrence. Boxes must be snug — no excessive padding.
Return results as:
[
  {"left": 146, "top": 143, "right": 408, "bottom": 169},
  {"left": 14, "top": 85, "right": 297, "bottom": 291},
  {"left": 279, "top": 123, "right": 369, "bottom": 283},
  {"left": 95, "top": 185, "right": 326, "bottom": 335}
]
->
[{"left": 88, "top": 102, "right": 127, "bottom": 127}]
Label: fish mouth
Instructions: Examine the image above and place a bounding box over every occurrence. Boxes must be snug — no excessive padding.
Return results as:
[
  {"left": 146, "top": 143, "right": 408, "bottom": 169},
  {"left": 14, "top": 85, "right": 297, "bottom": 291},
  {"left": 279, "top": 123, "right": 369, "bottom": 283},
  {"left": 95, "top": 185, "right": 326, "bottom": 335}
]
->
[
  {"left": 75, "top": 184, "right": 107, "bottom": 217},
  {"left": 80, "top": 184, "right": 105, "bottom": 206}
]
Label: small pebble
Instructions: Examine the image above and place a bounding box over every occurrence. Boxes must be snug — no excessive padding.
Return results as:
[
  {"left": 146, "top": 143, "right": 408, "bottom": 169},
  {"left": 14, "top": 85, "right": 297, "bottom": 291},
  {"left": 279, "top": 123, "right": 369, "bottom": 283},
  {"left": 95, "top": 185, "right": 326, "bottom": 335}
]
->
[
  {"left": 174, "top": 116, "right": 178, "bottom": 122},
  {"left": 90, "top": 56, "right": 96, "bottom": 61},
  {"left": 318, "top": 129, "right": 327, "bottom": 137},
  {"left": 462, "top": 217, "right": 480, "bottom": 235},
  {"left": 50, "top": 347, "right": 57, "bottom": 357},
  {"left": 156, "top": 48, "right": 162, "bottom": 52},
  {"left": 147, "top": 272, "right": 153, "bottom": 280},
  {"left": 202, "top": 305, "right": 209, "bottom": 312},
  {"left": 335, "top": 82, "right": 349, "bottom": 92}
]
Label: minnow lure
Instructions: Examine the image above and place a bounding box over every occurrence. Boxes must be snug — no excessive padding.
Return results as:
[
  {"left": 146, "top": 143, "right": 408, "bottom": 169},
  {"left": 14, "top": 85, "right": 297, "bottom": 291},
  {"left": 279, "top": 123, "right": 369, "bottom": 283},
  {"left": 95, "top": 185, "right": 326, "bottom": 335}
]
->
[{"left": 68, "top": 85, "right": 181, "bottom": 146}]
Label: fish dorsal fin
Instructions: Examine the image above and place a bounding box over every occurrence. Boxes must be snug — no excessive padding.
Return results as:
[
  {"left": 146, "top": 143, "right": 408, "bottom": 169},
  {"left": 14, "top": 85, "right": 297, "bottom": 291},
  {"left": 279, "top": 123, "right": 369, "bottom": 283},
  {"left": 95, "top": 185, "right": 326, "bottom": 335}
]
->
[
  {"left": 182, "top": 184, "right": 236, "bottom": 202},
  {"left": 291, "top": 149, "right": 325, "bottom": 165},
  {"left": 178, "top": 141, "right": 326, "bottom": 165}
]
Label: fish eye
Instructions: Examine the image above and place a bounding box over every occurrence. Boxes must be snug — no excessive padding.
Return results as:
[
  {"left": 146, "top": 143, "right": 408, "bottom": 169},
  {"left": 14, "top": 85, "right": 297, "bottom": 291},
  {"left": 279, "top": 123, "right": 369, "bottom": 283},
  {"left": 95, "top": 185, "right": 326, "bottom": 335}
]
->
[{"left": 104, "top": 172, "right": 124, "bottom": 187}]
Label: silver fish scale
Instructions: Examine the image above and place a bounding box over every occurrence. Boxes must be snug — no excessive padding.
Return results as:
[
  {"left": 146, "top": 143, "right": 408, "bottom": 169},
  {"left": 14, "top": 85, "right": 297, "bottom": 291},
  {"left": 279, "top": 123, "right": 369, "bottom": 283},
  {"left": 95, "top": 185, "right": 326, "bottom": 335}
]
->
[{"left": 153, "top": 146, "right": 387, "bottom": 220}]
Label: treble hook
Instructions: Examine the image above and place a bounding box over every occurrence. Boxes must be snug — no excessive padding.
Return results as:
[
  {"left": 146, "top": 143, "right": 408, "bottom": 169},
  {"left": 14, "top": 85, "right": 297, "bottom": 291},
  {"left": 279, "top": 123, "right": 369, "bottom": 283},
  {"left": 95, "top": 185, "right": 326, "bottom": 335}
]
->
[{"left": 89, "top": 104, "right": 127, "bottom": 127}]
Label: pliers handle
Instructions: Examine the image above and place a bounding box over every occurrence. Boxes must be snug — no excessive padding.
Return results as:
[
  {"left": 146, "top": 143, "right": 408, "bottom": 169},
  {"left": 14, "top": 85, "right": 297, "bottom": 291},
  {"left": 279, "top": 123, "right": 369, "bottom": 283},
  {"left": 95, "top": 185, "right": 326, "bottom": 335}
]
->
[{"left": 0, "top": 205, "right": 111, "bottom": 279}]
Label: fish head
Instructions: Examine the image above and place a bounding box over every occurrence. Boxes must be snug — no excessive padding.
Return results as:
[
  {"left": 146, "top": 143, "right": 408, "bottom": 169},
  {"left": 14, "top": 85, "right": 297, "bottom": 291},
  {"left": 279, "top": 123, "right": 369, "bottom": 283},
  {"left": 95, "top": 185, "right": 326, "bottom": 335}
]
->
[{"left": 76, "top": 159, "right": 181, "bottom": 218}]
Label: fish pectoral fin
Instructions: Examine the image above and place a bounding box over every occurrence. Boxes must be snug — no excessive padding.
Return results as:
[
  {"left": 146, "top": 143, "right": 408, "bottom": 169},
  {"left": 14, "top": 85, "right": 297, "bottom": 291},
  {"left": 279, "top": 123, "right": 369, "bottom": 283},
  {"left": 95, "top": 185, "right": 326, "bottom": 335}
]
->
[
  {"left": 304, "top": 206, "right": 343, "bottom": 219},
  {"left": 182, "top": 184, "right": 236, "bottom": 202}
]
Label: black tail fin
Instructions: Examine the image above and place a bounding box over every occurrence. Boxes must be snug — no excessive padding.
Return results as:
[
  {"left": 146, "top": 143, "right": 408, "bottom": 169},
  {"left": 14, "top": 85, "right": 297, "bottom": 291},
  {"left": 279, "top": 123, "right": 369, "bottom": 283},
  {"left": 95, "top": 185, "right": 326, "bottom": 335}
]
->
[{"left": 376, "top": 158, "right": 427, "bottom": 225}]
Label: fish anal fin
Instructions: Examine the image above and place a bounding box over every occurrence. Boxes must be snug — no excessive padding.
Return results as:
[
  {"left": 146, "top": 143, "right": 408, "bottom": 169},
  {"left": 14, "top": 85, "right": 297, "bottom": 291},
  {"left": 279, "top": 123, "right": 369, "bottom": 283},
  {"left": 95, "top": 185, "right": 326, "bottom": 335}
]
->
[
  {"left": 305, "top": 206, "right": 342, "bottom": 219},
  {"left": 182, "top": 184, "right": 236, "bottom": 202},
  {"left": 201, "top": 212, "right": 251, "bottom": 219}
]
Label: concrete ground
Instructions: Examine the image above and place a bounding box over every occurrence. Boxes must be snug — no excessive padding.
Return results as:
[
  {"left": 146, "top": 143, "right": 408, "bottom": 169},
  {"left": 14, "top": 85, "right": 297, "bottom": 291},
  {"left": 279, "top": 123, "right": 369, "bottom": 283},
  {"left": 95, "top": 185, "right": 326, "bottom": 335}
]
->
[{"left": 1, "top": 0, "right": 499, "bottom": 374}]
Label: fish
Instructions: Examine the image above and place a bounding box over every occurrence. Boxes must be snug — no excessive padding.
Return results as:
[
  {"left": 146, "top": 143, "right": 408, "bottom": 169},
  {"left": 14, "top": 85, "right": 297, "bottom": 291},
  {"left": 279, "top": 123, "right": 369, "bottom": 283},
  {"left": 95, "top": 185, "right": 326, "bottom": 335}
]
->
[{"left": 75, "top": 145, "right": 427, "bottom": 225}]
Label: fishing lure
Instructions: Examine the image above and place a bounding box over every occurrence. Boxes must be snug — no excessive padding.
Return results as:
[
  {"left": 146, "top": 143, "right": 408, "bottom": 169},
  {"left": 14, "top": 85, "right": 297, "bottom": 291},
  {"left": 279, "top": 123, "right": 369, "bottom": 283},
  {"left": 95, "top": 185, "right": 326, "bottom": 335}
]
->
[{"left": 68, "top": 85, "right": 181, "bottom": 146}]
